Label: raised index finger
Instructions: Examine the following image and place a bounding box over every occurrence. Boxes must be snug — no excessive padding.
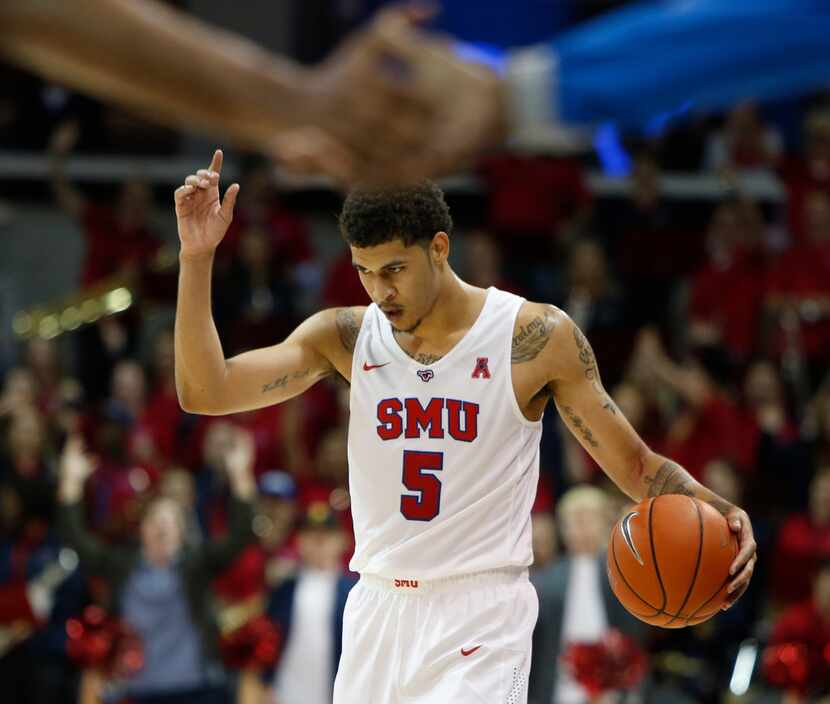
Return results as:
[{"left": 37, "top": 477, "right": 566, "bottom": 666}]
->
[{"left": 209, "top": 149, "right": 223, "bottom": 174}]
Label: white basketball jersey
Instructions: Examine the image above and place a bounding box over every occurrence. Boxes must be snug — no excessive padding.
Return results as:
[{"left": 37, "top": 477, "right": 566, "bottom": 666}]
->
[{"left": 347, "top": 287, "right": 543, "bottom": 579}]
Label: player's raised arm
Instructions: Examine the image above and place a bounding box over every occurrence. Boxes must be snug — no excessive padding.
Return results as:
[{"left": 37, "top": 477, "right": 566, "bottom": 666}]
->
[
  {"left": 173, "top": 150, "right": 358, "bottom": 415},
  {"left": 537, "top": 305, "right": 757, "bottom": 607}
]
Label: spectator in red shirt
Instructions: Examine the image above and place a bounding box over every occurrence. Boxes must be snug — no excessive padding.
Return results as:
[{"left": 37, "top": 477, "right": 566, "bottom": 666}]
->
[
  {"left": 689, "top": 198, "right": 767, "bottom": 365},
  {"left": 322, "top": 249, "right": 371, "bottom": 308},
  {"left": 217, "top": 159, "right": 319, "bottom": 320},
  {"left": 138, "top": 329, "right": 188, "bottom": 467},
  {"left": 48, "top": 120, "right": 162, "bottom": 288},
  {"left": 735, "top": 360, "right": 810, "bottom": 511},
  {"left": 459, "top": 229, "right": 526, "bottom": 297},
  {"left": 218, "top": 160, "right": 315, "bottom": 272},
  {"left": 216, "top": 227, "right": 300, "bottom": 355},
  {"left": 768, "top": 559, "right": 830, "bottom": 699},
  {"left": 628, "top": 328, "right": 743, "bottom": 480},
  {"left": 479, "top": 154, "right": 592, "bottom": 241},
  {"left": 781, "top": 110, "right": 830, "bottom": 246},
  {"left": 212, "top": 470, "right": 298, "bottom": 607},
  {"left": 478, "top": 154, "right": 593, "bottom": 299},
  {"left": 49, "top": 120, "right": 159, "bottom": 403},
  {"left": 22, "top": 338, "right": 65, "bottom": 421},
  {"left": 766, "top": 190, "right": 830, "bottom": 383},
  {"left": 556, "top": 239, "right": 631, "bottom": 388},
  {"left": 104, "top": 359, "right": 172, "bottom": 473},
  {"left": 599, "top": 154, "right": 703, "bottom": 331},
  {"left": 772, "top": 468, "right": 830, "bottom": 606},
  {"left": 0, "top": 406, "right": 55, "bottom": 525},
  {"left": 808, "top": 386, "right": 830, "bottom": 469},
  {"left": 704, "top": 101, "right": 783, "bottom": 176}
]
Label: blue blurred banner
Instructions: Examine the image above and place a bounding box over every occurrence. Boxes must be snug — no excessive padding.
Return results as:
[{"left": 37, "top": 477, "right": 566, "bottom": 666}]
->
[{"left": 555, "top": 0, "right": 830, "bottom": 128}]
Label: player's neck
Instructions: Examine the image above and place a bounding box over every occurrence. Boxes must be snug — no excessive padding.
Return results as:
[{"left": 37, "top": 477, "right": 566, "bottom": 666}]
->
[{"left": 400, "top": 273, "right": 486, "bottom": 344}]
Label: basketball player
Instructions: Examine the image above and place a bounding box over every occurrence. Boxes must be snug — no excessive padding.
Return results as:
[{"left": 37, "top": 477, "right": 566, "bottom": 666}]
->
[{"left": 173, "top": 151, "right": 757, "bottom": 702}]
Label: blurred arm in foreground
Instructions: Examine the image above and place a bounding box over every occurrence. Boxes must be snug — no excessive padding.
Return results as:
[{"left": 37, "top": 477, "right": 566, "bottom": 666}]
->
[{"left": 4, "top": 0, "right": 830, "bottom": 183}]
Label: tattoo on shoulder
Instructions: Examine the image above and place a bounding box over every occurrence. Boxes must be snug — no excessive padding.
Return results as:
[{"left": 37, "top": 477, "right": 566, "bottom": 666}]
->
[
  {"left": 644, "top": 460, "right": 695, "bottom": 498},
  {"left": 560, "top": 405, "right": 600, "bottom": 448},
  {"left": 572, "top": 324, "right": 617, "bottom": 414},
  {"left": 335, "top": 308, "right": 360, "bottom": 353},
  {"left": 512, "top": 307, "right": 558, "bottom": 364}
]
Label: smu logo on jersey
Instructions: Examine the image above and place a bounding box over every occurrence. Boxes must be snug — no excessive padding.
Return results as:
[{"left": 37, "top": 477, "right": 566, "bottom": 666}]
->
[{"left": 376, "top": 397, "right": 479, "bottom": 442}]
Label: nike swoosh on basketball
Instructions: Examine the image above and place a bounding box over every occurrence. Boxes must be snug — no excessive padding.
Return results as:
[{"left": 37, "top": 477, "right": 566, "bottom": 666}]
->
[
  {"left": 461, "top": 646, "right": 481, "bottom": 657},
  {"left": 363, "top": 361, "right": 390, "bottom": 371}
]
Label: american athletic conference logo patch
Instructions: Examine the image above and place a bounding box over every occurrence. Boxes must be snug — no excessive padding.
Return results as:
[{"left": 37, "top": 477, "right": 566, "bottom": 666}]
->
[
  {"left": 417, "top": 369, "right": 434, "bottom": 382},
  {"left": 471, "top": 357, "right": 491, "bottom": 379}
]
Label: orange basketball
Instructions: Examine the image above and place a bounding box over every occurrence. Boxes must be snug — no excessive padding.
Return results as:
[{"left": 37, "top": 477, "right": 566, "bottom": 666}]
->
[{"left": 606, "top": 494, "right": 738, "bottom": 628}]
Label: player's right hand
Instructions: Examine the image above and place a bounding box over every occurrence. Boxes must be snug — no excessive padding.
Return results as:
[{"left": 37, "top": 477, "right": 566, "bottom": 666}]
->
[{"left": 174, "top": 149, "right": 239, "bottom": 258}]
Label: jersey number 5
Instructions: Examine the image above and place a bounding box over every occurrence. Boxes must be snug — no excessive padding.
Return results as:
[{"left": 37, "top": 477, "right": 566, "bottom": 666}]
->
[{"left": 400, "top": 450, "right": 443, "bottom": 521}]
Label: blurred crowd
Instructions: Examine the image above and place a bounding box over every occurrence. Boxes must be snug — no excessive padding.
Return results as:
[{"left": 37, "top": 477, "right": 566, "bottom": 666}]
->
[{"left": 4, "top": 75, "right": 830, "bottom": 704}]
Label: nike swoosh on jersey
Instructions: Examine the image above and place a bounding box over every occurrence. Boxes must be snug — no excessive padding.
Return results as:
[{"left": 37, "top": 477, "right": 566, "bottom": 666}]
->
[
  {"left": 460, "top": 646, "right": 482, "bottom": 657},
  {"left": 363, "top": 361, "right": 390, "bottom": 371}
]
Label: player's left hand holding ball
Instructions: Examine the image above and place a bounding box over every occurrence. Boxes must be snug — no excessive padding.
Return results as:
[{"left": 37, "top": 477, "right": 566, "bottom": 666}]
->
[
  {"left": 174, "top": 149, "right": 239, "bottom": 259},
  {"left": 721, "top": 505, "right": 757, "bottom": 610}
]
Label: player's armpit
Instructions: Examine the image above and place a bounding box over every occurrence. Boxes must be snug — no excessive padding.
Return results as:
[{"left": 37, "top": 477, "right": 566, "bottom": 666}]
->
[{"left": 545, "top": 312, "right": 649, "bottom": 500}]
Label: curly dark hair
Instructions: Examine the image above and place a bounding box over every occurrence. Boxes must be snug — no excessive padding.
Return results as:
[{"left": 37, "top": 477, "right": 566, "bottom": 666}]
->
[{"left": 339, "top": 181, "right": 453, "bottom": 248}]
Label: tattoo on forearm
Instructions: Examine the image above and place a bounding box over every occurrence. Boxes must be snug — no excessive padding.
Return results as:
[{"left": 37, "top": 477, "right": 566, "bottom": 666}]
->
[
  {"left": 512, "top": 308, "right": 558, "bottom": 363},
  {"left": 335, "top": 308, "right": 360, "bottom": 353},
  {"left": 644, "top": 460, "right": 695, "bottom": 498},
  {"left": 560, "top": 405, "right": 600, "bottom": 448},
  {"left": 573, "top": 325, "right": 617, "bottom": 414}
]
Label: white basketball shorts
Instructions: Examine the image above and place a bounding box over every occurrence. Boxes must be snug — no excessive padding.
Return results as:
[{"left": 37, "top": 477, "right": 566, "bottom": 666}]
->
[{"left": 333, "top": 568, "right": 538, "bottom": 704}]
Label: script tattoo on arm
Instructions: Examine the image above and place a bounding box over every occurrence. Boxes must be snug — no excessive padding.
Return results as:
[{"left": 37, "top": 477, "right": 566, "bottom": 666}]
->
[
  {"left": 262, "top": 375, "right": 287, "bottom": 394},
  {"left": 512, "top": 308, "right": 558, "bottom": 364},
  {"left": 560, "top": 405, "right": 600, "bottom": 448},
  {"left": 335, "top": 308, "right": 360, "bottom": 353},
  {"left": 572, "top": 325, "right": 617, "bottom": 415},
  {"left": 261, "top": 368, "right": 312, "bottom": 394}
]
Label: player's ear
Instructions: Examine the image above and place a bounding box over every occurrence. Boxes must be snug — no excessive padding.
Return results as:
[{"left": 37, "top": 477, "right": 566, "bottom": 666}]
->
[{"left": 431, "top": 231, "right": 449, "bottom": 265}]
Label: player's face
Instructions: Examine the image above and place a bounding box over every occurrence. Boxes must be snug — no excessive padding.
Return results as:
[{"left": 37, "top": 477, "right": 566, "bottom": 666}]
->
[{"left": 351, "top": 237, "right": 443, "bottom": 333}]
